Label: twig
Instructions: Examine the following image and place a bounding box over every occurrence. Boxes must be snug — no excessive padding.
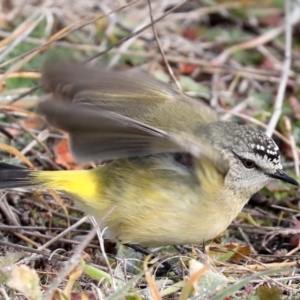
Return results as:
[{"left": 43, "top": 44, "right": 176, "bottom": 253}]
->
[
  {"left": 220, "top": 97, "right": 252, "bottom": 121},
  {"left": 8, "top": 84, "right": 41, "bottom": 105},
  {"left": 107, "top": 7, "right": 151, "bottom": 68},
  {"left": 0, "top": 1, "right": 138, "bottom": 70},
  {"left": 233, "top": 220, "right": 256, "bottom": 254},
  {"left": 247, "top": 260, "right": 300, "bottom": 271},
  {"left": 8, "top": 114, "right": 53, "bottom": 159},
  {"left": 85, "top": 0, "right": 188, "bottom": 63},
  {"left": 266, "top": 0, "right": 294, "bottom": 137},
  {"left": 0, "top": 11, "right": 43, "bottom": 62},
  {"left": 38, "top": 215, "right": 90, "bottom": 251},
  {"left": 212, "top": 0, "right": 300, "bottom": 67},
  {"left": 89, "top": 212, "right": 117, "bottom": 292},
  {"left": 43, "top": 217, "right": 98, "bottom": 300},
  {"left": 0, "top": 287, "right": 10, "bottom": 300},
  {"left": 0, "top": 29, "right": 295, "bottom": 83},
  {"left": 146, "top": 0, "right": 181, "bottom": 90}
]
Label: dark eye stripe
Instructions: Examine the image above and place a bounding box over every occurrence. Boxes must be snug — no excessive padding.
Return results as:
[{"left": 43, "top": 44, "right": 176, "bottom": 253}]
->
[{"left": 232, "top": 151, "right": 258, "bottom": 169}]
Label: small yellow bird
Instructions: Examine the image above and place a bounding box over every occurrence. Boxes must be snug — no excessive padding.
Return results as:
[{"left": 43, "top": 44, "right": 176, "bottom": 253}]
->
[{"left": 0, "top": 59, "right": 298, "bottom": 247}]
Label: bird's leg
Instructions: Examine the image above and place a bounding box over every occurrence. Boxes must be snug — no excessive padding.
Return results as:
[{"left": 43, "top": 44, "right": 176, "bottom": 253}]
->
[
  {"left": 174, "top": 245, "right": 190, "bottom": 255},
  {"left": 124, "top": 243, "right": 182, "bottom": 277}
]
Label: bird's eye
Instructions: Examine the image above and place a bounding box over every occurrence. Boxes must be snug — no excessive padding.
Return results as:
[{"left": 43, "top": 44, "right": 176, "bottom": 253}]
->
[{"left": 243, "top": 159, "right": 255, "bottom": 169}]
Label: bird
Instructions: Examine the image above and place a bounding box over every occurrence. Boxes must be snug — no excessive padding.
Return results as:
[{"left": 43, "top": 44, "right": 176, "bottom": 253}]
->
[{"left": 0, "top": 59, "right": 298, "bottom": 248}]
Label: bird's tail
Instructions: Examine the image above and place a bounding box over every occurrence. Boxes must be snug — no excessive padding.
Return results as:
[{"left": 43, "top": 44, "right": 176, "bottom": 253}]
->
[
  {"left": 0, "top": 163, "right": 36, "bottom": 189},
  {"left": 0, "top": 163, "right": 100, "bottom": 201}
]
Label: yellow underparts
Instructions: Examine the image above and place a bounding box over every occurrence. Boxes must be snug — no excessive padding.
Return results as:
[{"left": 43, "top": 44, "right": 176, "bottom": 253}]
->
[{"left": 31, "top": 169, "right": 100, "bottom": 201}]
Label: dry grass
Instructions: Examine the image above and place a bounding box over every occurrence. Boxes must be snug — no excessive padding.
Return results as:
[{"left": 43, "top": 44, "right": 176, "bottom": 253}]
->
[{"left": 0, "top": 0, "right": 300, "bottom": 299}]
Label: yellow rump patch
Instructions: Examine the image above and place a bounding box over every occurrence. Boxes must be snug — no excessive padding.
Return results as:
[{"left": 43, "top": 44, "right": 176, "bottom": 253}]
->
[{"left": 32, "top": 170, "right": 99, "bottom": 200}]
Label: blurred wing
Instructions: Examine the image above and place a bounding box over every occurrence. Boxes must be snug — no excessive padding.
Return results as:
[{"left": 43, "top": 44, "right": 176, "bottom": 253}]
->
[
  {"left": 41, "top": 59, "right": 217, "bottom": 126},
  {"left": 39, "top": 58, "right": 224, "bottom": 170},
  {"left": 42, "top": 59, "right": 179, "bottom": 105},
  {"left": 37, "top": 100, "right": 220, "bottom": 166}
]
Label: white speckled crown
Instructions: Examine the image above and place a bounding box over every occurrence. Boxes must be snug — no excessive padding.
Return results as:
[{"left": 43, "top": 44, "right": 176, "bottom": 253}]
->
[{"left": 248, "top": 135, "right": 280, "bottom": 165}]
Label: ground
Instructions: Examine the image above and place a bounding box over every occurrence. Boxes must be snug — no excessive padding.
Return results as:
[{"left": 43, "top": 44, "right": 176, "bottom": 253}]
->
[{"left": 0, "top": 0, "right": 300, "bottom": 299}]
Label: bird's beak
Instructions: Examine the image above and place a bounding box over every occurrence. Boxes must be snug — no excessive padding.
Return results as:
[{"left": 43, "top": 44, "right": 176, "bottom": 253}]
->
[{"left": 267, "top": 169, "right": 299, "bottom": 186}]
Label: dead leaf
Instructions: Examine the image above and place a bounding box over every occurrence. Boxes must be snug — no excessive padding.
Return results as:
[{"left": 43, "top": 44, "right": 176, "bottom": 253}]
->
[
  {"left": 181, "top": 28, "right": 198, "bottom": 40},
  {"left": 289, "top": 219, "right": 300, "bottom": 247},
  {"left": 289, "top": 96, "right": 300, "bottom": 120},
  {"left": 54, "top": 139, "right": 83, "bottom": 170},
  {"left": 20, "top": 118, "right": 43, "bottom": 130},
  {"left": 258, "top": 57, "right": 275, "bottom": 71},
  {"left": 259, "top": 15, "right": 283, "bottom": 27},
  {"left": 180, "top": 63, "right": 198, "bottom": 75},
  {"left": 226, "top": 244, "right": 252, "bottom": 263},
  {"left": 7, "top": 265, "right": 42, "bottom": 300},
  {"left": 0, "top": 80, "right": 6, "bottom": 93}
]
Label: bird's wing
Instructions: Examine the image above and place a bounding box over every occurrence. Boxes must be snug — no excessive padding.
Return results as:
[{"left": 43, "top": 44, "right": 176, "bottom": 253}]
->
[
  {"left": 37, "top": 100, "right": 225, "bottom": 174},
  {"left": 41, "top": 59, "right": 217, "bottom": 129}
]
